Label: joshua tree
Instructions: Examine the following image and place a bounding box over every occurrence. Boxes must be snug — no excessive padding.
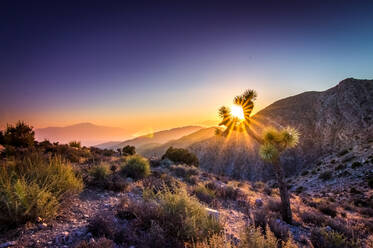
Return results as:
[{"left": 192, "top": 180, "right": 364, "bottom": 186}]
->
[
  {"left": 218, "top": 90, "right": 299, "bottom": 224},
  {"left": 259, "top": 127, "right": 299, "bottom": 223}
]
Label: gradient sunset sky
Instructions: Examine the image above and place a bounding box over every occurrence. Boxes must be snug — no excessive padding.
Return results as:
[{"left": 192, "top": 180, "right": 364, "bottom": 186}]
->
[{"left": 1, "top": 1, "right": 373, "bottom": 134}]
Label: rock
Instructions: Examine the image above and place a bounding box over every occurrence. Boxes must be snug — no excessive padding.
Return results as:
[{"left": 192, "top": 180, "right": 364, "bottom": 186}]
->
[
  {"left": 0, "top": 241, "right": 17, "bottom": 248},
  {"left": 255, "top": 198, "right": 263, "bottom": 207},
  {"left": 205, "top": 207, "right": 219, "bottom": 219}
]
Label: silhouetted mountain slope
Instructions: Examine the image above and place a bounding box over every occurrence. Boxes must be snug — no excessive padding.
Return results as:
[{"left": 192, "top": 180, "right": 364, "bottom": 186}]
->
[
  {"left": 141, "top": 127, "right": 219, "bottom": 157},
  {"left": 190, "top": 78, "right": 373, "bottom": 180},
  {"left": 35, "top": 123, "right": 130, "bottom": 147},
  {"left": 112, "top": 126, "right": 203, "bottom": 152}
]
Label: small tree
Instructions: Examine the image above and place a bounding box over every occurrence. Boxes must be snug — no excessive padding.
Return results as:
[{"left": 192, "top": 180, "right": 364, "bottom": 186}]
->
[
  {"left": 4, "top": 121, "right": 35, "bottom": 148},
  {"left": 218, "top": 90, "right": 299, "bottom": 224},
  {"left": 162, "top": 146, "right": 199, "bottom": 167},
  {"left": 122, "top": 145, "right": 136, "bottom": 156}
]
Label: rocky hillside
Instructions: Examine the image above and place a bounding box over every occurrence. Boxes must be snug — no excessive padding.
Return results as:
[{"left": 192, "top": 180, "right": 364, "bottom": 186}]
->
[{"left": 190, "top": 78, "right": 373, "bottom": 180}]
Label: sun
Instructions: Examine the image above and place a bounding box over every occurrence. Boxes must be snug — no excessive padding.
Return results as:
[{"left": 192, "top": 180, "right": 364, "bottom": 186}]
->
[{"left": 231, "top": 104, "right": 245, "bottom": 120}]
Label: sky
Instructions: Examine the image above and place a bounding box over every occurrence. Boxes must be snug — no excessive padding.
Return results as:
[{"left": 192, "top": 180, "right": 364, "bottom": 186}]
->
[{"left": 1, "top": 0, "right": 373, "bottom": 134}]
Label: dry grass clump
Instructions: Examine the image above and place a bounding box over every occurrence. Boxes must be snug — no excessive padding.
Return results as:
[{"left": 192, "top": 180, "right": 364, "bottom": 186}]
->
[
  {"left": 116, "top": 187, "right": 223, "bottom": 246},
  {"left": 240, "top": 225, "right": 297, "bottom": 248},
  {"left": 0, "top": 154, "right": 83, "bottom": 227},
  {"left": 87, "top": 216, "right": 116, "bottom": 239},
  {"left": 142, "top": 173, "right": 184, "bottom": 194},
  {"left": 193, "top": 184, "right": 216, "bottom": 204},
  {"left": 310, "top": 228, "right": 360, "bottom": 248}
]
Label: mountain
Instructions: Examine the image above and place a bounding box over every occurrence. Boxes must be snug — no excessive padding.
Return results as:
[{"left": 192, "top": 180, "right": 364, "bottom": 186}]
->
[
  {"left": 188, "top": 78, "right": 373, "bottom": 180},
  {"left": 35, "top": 123, "right": 130, "bottom": 147},
  {"left": 111, "top": 126, "right": 204, "bottom": 153},
  {"left": 93, "top": 141, "right": 123, "bottom": 149},
  {"left": 141, "top": 127, "right": 219, "bottom": 157}
]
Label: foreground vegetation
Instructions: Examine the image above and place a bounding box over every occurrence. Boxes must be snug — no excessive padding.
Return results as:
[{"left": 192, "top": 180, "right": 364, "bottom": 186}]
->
[{"left": 0, "top": 121, "right": 372, "bottom": 248}]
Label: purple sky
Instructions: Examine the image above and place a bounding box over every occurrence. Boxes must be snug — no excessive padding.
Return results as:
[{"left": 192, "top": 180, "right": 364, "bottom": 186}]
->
[{"left": 1, "top": 0, "right": 373, "bottom": 132}]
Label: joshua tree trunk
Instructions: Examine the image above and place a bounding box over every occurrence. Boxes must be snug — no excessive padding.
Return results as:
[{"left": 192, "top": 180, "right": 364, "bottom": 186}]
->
[{"left": 273, "top": 159, "right": 292, "bottom": 224}]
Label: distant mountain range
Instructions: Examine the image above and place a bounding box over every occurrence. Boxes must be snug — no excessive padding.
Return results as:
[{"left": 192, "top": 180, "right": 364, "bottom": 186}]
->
[
  {"left": 35, "top": 123, "right": 130, "bottom": 147},
  {"left": 103, "top": 126, "right": 204, "bottom": 153}
]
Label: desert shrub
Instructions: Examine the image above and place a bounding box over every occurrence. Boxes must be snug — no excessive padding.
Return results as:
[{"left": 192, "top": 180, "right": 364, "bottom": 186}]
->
[
  {"left": 120, "top": 155, "right": 150, "bottom": 180},
  {"left": 194, "top": 233, "right": 236, "bottom": 248},
  {"left": 351, "top": 162, "right": 362, "bottom": 169},
  {"left": 170, "top": 164, "right": 199, "bottom": 178},
  {"left": 106, "top": 175, "right": 127, "bottom": 192},
  {"left": 338, "top": 149, "right": 349, "bottom": 157},
  {"left": 162, "top": 146, "right": 199, "bottom": 167},
  {"left": 240, "top": 225, "right": 297, "bottom": 248},
  {"left": 310, "top": 228, "right": 360, "bottom": 248},
  {"left": 335, "top": 164, "right": 346, "bottom": 171},
  {"left": 149, "top": 188, "right": 223, "bottom": 243},
  {"left": 186, "top": 175, "right": 199, "bottom": 185},
  {"left": 122, "top": 145, "right": 136, "bottom": 156},
  {"left": 319, "top": 171, "right": 333, "bottom": 181},
  {"left": 268, "top": 218, "right": 290, "bottom": 241},
  {"left": 266, "top": 198, "right": 282, "bottom": 213},
  {"left": 253, "top": 181, "right": 266, "bottom": 191},
  {"left": 216, "top": 185, "right": 240, "bottom": 200},
  {"left": 318, "top": 203, "right": 337, "bottom": 218},
  {"left": 301, "top": 170, "right": 308, "bottom": 176},
  {"left": 75, "top": 237, "right": 115, "bottom": 248},
  {"left": 90, "top": 163, "right": 110, "bottom": 181},
  {"left": 0, "top": 155, "right": 83, "bottom": 226},
  {"left": 300, "top": 210, "right": 326, "bottom": 226},
  {"left": 88, "top": 216, "right": 116, "bottom": 239},
  {"left": 253, "top": 209, "right": 268, "bottom": 231},
  {"left": 69, "top": 140, "right": 81, "bottom": 148},
  {"left": 3, "top": 121, "right": 35, "bottom": 148},
  {"left": 142, "top": 174, "right": 184, "bottom": 194},
  {"left": 193, "top": 184, "right": 216, "bottom": 204}
]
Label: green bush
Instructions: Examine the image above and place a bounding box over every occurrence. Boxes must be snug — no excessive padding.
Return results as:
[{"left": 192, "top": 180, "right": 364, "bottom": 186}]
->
[
  {"left": 162, "top": 147, "right": 199, "bottom": 167},
  {"left": 120, "top": 155, "right": 150, "bottom": 180},
  {"left": 90, "top": 163, "right": 110, "bottom": 181},
  {"left": 0, "top": 154, "right": 83, "bottom": 226}
]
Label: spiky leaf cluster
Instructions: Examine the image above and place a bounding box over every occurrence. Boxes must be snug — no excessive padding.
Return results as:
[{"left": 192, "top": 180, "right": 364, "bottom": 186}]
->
[
  {"left": 218, "top": 89, "right": 257, "bottom": 135},
  {"left": 259, "top": 126, "right": 299, "bottom": 163}
]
